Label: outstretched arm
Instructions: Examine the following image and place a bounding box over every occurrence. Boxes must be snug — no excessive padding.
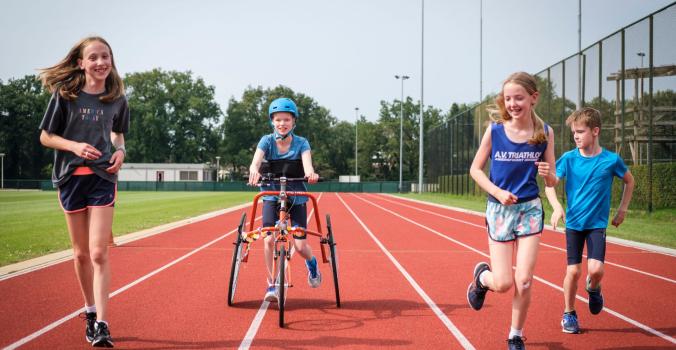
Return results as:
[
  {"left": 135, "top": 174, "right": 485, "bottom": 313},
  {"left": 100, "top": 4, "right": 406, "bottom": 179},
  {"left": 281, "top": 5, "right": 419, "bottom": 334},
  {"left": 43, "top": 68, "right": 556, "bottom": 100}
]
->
[
  {"left": 544, "top": 186, "right": 565, "bottom": 230},
  {"left": 470, "top": 126, "right": 517, "bottom": 205},
  {"left": 612, "top": 170, "right": 634, "bottom": 227},
  {"left": 106, "top": 132, "right": 126, "bottom": 173},
  {"left": 40, "top": 130, "right": 102, "bottom": 160},
  {"left": 248, "top": 148, "right": 265, "bottom": 185},
  {"left": 536, "top": 125, "right": 559, "bottom": 187},
  {"left": 301, "top": 150, "right": 318, "bottom": 184}
]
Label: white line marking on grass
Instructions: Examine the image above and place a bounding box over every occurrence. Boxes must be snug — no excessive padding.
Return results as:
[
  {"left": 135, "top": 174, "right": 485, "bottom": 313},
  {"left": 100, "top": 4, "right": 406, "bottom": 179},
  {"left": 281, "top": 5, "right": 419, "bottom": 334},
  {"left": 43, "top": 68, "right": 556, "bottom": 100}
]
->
[
  {"left": 370, "top": 194, "right": 676, "bottom": 284},
  {"left": 355, "top": 194, "right": 676, "bottom": 346},
  {"left": 337, "top": 193, "right": 475, "bottom": 350},
  {"left": 238, "top": 193, "right": 323, "bottom": 350},
  {"left": 3, "top": 214, "right": 260, "bottom": 350}
]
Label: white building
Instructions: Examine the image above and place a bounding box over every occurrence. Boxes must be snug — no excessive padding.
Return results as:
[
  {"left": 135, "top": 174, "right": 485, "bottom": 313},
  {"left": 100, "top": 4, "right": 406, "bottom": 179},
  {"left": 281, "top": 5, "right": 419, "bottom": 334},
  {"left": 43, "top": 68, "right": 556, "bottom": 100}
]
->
[{"left": 119, "top": 163, "right": 215, "bottom": 182}]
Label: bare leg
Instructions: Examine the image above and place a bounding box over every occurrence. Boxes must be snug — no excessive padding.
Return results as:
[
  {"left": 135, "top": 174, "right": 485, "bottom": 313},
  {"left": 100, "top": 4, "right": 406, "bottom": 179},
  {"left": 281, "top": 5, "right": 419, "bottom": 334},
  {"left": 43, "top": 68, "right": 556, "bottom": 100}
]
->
[
  {"left": 482, "top": 239, "right": 514, "bottom": 293},
  {"left": 563, "top": 264, "right": 582, "bottom": 312},
  {"left": 88, "top": 207, "right": 114, "bottom": 321},
  {"left": 587, "top": 259, "right": 605, "bottom": 289},
  {"left": 511, "top": 234, "right": 540, "bottom": 330},
  {"left": 263, "top": 234, "right": 275, "bottom": 284},
  {"left": 64, "top": 211, "right": 95, "bottom": 307},
  {"left": 292, "top": 239, "right": 313, "bottom": 261}
]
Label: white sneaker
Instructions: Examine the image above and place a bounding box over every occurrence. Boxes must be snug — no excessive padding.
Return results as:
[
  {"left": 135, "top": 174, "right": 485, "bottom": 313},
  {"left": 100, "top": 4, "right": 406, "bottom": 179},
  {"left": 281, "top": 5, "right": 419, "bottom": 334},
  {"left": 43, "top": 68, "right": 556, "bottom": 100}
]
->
[
  {"left": 306, "top": 257, "right": 322, "bottom": 288},
  {"left": 264, "top": 285, "right": 278, "bottom": 302}
]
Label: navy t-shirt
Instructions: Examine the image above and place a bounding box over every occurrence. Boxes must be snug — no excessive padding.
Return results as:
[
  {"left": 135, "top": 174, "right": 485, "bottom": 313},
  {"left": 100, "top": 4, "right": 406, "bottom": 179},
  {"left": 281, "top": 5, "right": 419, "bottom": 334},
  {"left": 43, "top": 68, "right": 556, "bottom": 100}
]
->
[{"left": 39, "top": 91, "right": 130, "bottom": 187}]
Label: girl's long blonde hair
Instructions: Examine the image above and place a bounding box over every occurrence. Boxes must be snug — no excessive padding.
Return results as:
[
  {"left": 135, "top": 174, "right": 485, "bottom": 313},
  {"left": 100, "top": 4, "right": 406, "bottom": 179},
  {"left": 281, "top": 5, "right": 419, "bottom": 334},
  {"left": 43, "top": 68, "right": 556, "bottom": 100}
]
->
[
  {"left": 38, "top": 36, "right": 124, "bottom": 103},
  {"left": 487, "top": 71, "right": 547, "bottom": 144}
]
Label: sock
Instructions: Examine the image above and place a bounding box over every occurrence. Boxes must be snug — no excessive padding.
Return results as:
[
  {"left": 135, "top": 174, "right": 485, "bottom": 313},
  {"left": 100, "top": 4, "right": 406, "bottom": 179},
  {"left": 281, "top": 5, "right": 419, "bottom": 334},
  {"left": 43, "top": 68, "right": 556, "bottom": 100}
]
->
[
  {"left": 479, "top": 270, "right": 489, "bottom": 288},
  {"left": 508, "top": 327, "right": 523, "bottom": 339},
  {"left": 95, "top": 320, "right": 108, "bottom": 329},
  {"left": 85, "top": 305, "right": 97, "bottom": 314}
]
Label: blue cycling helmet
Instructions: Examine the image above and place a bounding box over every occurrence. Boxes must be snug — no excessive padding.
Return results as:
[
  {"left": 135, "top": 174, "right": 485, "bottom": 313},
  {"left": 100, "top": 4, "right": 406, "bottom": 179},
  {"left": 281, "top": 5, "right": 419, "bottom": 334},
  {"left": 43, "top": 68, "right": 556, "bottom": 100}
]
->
[{"left": 268, "top": 97, "right": 298, "bottom": 119}]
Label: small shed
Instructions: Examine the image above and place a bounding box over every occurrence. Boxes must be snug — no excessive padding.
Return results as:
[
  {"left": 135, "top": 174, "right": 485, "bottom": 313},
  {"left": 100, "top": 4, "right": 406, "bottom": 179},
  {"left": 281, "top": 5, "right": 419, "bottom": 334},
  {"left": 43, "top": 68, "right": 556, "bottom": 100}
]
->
[{"left": 119, "top": 163, "right": 215, "bottom": 182}]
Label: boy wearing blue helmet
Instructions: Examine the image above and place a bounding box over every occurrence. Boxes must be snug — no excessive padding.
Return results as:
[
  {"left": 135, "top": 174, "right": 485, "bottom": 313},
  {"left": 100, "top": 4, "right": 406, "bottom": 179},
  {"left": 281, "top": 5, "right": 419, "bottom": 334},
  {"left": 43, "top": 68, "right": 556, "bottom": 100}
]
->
[{"left": 248, "top": 97, "right": 321, "bottom": 302}]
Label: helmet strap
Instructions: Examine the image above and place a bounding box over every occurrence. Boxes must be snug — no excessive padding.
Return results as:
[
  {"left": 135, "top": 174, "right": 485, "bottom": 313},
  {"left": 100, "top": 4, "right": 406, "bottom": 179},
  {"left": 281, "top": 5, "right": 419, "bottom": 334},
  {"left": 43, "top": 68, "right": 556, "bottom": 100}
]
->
[{"left": 272, "top": 124, "right": 296, "bottom": 141}]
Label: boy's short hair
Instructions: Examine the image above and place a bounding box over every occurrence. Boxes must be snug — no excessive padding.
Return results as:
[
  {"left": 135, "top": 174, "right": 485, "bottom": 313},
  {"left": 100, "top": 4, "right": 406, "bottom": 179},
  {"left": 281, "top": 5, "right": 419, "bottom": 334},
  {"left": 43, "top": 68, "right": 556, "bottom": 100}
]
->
[{"left": 566, "top": 107, "right": 602, "bottom": 130}]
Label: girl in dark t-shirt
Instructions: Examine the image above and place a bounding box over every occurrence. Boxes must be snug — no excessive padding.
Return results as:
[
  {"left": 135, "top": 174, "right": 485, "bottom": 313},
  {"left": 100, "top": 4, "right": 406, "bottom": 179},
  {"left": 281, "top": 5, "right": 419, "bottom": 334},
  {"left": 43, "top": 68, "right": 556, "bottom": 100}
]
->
[{"left": 38, "top": 36, "right": 129, "bottom": 348}]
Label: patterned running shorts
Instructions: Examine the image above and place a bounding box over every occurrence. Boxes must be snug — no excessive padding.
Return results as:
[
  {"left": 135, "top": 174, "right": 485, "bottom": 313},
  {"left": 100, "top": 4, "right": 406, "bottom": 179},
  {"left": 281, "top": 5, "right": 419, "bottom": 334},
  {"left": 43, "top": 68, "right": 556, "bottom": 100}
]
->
[{"left": 485, "top": 197, "right": 544, "bottom": 242}]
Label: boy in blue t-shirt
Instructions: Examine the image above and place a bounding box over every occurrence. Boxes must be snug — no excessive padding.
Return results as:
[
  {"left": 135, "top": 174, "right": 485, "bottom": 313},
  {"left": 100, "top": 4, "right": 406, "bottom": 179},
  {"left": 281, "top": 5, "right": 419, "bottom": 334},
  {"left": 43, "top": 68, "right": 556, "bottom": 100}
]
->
[
  {"left": 248, "top": 97, "right": 321, "bottom": 303},
  {"left": 544, "top": 107, "right": 634, "bottom": 334}
]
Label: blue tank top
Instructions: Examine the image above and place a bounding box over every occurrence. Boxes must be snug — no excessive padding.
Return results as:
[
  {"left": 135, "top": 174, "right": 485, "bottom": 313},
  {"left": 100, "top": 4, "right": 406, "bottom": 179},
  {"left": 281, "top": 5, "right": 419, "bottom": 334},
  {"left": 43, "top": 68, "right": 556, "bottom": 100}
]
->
[{"left": 488, "top": 122, "right": 548, "bottom": 203}]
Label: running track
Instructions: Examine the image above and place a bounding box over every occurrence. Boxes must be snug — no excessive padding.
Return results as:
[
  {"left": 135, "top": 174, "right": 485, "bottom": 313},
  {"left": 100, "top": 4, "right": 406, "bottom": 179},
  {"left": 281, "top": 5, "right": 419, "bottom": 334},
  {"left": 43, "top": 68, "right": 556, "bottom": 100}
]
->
[{"left": 1, "top": 193, "right": 675, "bottom": 349}]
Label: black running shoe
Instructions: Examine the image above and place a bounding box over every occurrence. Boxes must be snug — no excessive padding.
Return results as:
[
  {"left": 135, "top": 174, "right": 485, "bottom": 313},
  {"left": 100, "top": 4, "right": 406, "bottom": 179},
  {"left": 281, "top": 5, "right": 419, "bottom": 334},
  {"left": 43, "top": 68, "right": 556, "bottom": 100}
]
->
[
  {"left": 467, "top": 262, "right": 490, "bottom": 311},
  {"left": 80, "top": 312, "right": 97, "bottom": 342},
  {"left": 586, "top": 276, "right": 604, "bottom": 315},
  {"left": 92, "top": 322, "right": 114, "bottom": 348},
  {"left": 507, "top": 336, "right": 526, "bottom": 350}
]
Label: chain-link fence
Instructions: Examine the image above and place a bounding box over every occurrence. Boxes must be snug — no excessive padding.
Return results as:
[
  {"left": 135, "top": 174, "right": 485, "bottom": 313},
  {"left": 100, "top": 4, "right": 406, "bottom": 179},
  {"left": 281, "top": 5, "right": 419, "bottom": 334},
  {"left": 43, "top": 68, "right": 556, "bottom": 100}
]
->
[{"left": 426, "top": 3, "right": 676, "bottom": 211}]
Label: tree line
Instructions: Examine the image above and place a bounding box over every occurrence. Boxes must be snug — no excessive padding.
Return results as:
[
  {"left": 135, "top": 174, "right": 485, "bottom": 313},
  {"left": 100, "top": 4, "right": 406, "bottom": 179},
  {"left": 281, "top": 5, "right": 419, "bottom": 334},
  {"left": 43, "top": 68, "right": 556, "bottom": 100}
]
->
[{"left": 0, "top": 69, "right": 473, "bottom": 182}]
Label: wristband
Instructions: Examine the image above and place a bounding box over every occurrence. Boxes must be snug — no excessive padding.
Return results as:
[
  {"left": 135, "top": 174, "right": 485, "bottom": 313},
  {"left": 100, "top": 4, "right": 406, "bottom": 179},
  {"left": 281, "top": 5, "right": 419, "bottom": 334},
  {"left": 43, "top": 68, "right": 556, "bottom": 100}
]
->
[{"left": 116, "top": 145, "right": 126, "bottom": 156}]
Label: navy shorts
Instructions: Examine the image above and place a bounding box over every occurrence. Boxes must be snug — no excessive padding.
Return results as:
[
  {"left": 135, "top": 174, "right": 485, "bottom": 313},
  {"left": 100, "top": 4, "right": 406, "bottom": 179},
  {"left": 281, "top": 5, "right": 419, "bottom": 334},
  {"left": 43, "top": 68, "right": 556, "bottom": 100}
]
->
[
  {"left": 565, "top": 228, "right": 606, "bottom": 265},
  {"left": 262, "top": 200, "right": 307, "bottom": 239},
  {"left": 58, "top": 173, "right": 116, "bottom": 213}
]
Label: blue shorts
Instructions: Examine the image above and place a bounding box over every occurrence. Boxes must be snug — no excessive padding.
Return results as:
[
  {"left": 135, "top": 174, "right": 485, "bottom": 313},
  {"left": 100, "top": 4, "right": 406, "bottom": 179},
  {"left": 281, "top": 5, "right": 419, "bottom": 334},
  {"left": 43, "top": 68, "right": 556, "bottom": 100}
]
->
[
  {"left": 58, "top": 173, "right": 116, "bottom": 213},
  {"left": 485, "top": 197, "right": 544, "bottom": 242},
  {"left": 565, "top": 228, "right": 606, "bottom": 265},
  {"left": 262, "top": 200, "right": 307, "bottom": 239}
]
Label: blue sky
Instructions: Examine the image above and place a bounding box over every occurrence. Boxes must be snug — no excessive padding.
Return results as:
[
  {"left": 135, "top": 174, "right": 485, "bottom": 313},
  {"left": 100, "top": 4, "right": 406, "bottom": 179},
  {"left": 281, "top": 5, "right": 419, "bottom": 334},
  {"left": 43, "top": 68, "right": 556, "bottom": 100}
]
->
[{"left": 1, "top": 0, "right": 672, "bottom": 122}]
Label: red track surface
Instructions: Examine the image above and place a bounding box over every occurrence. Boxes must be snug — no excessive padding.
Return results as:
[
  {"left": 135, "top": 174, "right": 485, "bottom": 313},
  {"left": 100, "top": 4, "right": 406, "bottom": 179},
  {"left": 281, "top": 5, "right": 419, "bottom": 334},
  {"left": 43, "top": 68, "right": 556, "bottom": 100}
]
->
[{"left": 1, "top": 193, "right": 674, "bottom": 349}]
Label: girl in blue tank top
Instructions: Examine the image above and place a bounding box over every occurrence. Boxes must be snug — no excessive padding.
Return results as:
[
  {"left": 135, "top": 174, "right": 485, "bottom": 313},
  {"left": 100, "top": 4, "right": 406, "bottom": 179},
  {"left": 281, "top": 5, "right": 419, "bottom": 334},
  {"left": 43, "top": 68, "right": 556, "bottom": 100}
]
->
[{"left": 465, "top": 72, "right": 559, "bottom": 350}]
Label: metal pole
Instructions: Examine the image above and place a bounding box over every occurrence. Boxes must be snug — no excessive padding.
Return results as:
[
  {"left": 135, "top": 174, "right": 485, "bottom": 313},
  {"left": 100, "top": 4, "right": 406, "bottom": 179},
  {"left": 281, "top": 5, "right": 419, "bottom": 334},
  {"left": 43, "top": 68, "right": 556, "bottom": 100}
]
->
[
  {"left": 395, "top": 75, "right": 409, "bottom": 192},
  {"left": 648, "top": 16, "right": 653, "bottom": 212},
  {"left": 577, "top": 0, "right": 582, "bottom": 109},
  {"left": 419, "top": 0, "right": 425, "bottom": 193},
  {"left": 215, "top": 156, "right": 220, "bottom": 182},
  {"left": 480, "top": 0, "right": 483, "bottom": 104},
  {"left": 0, "top": 153, "right": 4, "bottom": 189},
  {"left": 355, "top": 107, "right": 359, "bottom": 177}
]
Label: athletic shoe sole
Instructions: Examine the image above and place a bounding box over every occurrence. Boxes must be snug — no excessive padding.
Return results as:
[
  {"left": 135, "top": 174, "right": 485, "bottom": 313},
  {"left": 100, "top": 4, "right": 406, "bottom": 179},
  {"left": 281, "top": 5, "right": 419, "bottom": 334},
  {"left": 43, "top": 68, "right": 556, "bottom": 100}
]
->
[
  {"left": 92, "top": 338, "right": 114, "bottom": 348},
  {"left": 560, "top": 320, "right": 580, "bottom": 334}
]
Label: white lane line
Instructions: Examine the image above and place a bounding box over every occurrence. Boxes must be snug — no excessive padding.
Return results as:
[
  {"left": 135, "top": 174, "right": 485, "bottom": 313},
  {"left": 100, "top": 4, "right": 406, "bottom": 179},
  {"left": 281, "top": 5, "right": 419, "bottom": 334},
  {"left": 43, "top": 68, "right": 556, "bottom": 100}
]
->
[
  {"left": 238, "top": 301, "right": 270, "bottom": 350},
  {"left": 3, "top": 214, "right": 259, "bottom": 350},
  {"left": 384, "top": 194, "right": 676, "bottom": 257},
  {"left": 369, "top": 194, "right": 676, "bottom": 284},
  {"left": 238, "top": 193, "right": 323, "bottom": 350},
  {"left": 354, "top": 193, "right": 676, "bottom": 346},
  {"left": 337, "top": 193, "right": 475, "bottom": 350},
  {"left": 0, "top": 202, "right": 253, "bottom": 281}
]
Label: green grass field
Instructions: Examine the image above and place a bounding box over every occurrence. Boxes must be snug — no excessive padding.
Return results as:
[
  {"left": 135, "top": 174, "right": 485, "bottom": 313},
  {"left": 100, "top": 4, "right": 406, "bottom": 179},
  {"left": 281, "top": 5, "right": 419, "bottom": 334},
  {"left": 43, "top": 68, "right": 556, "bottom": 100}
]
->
[
  {"left": 1, "top": 190, "right": 673, "bottom": 268},
  {"left": 0, "top": 191, "right": 251, "bottom": 266},
  {"left": 398, "top": 193, "right": 676, "bottom": 249}
]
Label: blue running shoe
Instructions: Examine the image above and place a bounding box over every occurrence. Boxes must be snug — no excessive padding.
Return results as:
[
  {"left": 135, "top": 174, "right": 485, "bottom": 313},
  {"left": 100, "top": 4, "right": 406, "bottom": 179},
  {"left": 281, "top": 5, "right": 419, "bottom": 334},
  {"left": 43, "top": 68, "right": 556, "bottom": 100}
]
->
[
  {"left": 586, "top": 276, "right": 604, "bottom": 315},
  {"left": 561, "top": 310, "right": 580, "bottom": 334},
  {"left": 467, "top": 262, "right": 490, "bottom": 311},
  {"left": 507, "top": 336, "right": 525, "bottom": 350},
  {"left": 264, "top": 285, "right": 278, "bottom": 302},
  {"left": 306, "top": 256, "right": 322, "bottom": 288}
]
